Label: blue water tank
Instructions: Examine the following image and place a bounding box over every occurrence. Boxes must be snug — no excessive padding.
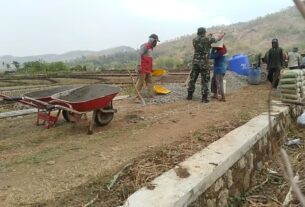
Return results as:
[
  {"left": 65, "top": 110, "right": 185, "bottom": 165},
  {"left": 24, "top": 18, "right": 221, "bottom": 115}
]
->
[
  {"left": 227, "top": 54, "right": 250, "bottom": 76},
  {"left": 248, "top": 67, "right": 261, "bottom": 85}
]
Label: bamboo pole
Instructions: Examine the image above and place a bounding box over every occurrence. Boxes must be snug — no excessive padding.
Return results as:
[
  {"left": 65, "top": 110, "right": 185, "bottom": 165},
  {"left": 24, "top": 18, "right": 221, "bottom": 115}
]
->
[{"left": 127, "top": 70, "right": 146, "bottom": 106}]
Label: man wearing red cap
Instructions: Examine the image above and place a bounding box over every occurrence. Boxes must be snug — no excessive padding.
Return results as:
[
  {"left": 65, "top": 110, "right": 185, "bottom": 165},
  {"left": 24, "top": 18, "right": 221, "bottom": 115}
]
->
[{"left": 136, "top": 34, "right": 160, "bottom": 98}]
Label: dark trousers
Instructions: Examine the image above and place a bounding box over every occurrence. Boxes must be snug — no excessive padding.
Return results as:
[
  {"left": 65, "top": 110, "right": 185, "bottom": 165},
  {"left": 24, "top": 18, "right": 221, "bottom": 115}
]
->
[
  {"left": 188, "top": 64, "right": 210, "bottom": 96},
  {"left": 211, "top": 75, "right": 216, "bottom": 94},
  {"left": 267, "top": 67, "right": 280, "bottom": 88},
  {"left": 211, "top": 74, "right": 225, "bottom": 97}
]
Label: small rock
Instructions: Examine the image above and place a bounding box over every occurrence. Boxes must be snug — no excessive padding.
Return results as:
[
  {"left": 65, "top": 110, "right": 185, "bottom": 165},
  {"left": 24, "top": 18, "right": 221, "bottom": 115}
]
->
[
  {"left": 77, "top": 174, "right": 85, "bottom": 178},
  {"left": 1, "top": 185, "right": 11, "bottom": 190},
  {"left": 256, "top": 161, "right": 263, "bottom": 171},
  {"left": 174, "top": 166, "right": 190, "bottom": 178},
  {"left": 206, "top": 199, "right": 216, "bottom": 207},
  {"left": 243, "top": 171, "right": 251, "bottom": 189},
  {"left": 238, "top": 157, "right": 246, "bottom": 169},
  {"left": 226, "top": 170, "right": 233, "bottom": 188},
  {"left": 146, "top": 183, "right": 156, "bottom": 190},
  {"left": 218, "top": 189, "right": 229, "bottom": 207},
  {"left": 46, "top": 160, "right": 55, "bottom": 165},
  {"left": 170, "top": 119, "right": 178, "bottom": 123},
  {"left": 214, "top": 178, "right": 224, "bottom": 192}
]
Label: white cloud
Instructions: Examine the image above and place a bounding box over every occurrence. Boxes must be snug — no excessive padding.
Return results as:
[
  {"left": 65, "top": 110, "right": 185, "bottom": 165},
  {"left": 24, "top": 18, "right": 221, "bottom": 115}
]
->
[
  {"left": 123, "top": 0, "right": 206, "bottom": 21},
  {"left": 211, "top": 16, "right": 232, "bottom": 26}
]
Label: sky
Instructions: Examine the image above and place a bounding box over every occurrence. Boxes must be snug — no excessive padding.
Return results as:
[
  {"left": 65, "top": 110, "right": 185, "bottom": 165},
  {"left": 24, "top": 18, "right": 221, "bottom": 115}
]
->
[{"left": 0, "top": 0, "right": 295, "bottom": 56}]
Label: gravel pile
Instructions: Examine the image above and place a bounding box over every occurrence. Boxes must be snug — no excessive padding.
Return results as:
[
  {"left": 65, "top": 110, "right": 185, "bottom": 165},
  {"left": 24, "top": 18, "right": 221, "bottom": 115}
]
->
[
  {"left": 145, "top": 71, "right": 248, "bottom": 104},
  {"left": 58, "top": 84, "right": 120, "bottom": 102},
  {"left": 225, "top": 71, "right": 248, "bottom": 93},
  {"left": 25, "top": 86, "right": 76, "bottom": 99}
]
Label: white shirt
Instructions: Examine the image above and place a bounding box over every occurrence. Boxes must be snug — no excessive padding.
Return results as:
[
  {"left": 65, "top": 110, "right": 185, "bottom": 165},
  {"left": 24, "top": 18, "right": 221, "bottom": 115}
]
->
[{"left": 288, "top": 51, "right": 301, "bottom": 68}]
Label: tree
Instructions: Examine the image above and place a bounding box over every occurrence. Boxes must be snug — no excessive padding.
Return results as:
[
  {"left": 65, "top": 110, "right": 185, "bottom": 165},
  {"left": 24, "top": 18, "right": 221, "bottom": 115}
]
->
[
  {"left": 20, "top": 61, "right": 70, "bottom": 74},
  {"left": 12, "top": 61, "right": 20, "bottom": 69}
]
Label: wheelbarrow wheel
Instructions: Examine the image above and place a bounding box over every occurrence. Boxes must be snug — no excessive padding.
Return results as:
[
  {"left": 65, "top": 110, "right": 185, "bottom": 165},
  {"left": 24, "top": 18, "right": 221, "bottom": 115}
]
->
[
  {"left": 62, "top": 110, "right": 76, "bottom": 123},
  {"left": 94, "top": 106, "right": 114, "bottom": 126}
]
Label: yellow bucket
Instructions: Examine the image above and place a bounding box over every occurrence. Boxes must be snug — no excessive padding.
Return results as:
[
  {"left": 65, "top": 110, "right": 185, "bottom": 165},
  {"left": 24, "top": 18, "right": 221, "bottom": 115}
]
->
[
  {"left": 154, "top": 85, "right": 171, "bottom": 94},
  {"left": 152, "top": 68, "right": 167, "bottom": 76}
]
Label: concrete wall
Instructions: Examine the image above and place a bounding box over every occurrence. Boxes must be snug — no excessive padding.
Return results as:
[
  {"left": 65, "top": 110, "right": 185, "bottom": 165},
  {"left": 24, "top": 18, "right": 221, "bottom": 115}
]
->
[{"left": 122, "top": 101, "right": 303, "bottom": 207}]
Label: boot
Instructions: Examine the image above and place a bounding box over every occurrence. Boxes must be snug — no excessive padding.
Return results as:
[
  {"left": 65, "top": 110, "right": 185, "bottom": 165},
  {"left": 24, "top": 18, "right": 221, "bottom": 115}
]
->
[
  {"left": 211, "top": 94, "right": 217, "bottom": 99},
  {"left": 202, "top": 94, "right": 209, "bottom": 103},
  {"left": 219, "top": 96, "right": 226, "bottom": 102},
  {"left": 186, "top": 92, "right": 193, "bottom": 100}
]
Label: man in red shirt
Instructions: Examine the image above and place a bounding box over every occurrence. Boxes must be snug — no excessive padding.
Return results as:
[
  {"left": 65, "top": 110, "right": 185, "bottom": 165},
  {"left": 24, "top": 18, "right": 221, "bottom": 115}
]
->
[{"left": 136, "top": 34, "right": 160, "bottom": 98}]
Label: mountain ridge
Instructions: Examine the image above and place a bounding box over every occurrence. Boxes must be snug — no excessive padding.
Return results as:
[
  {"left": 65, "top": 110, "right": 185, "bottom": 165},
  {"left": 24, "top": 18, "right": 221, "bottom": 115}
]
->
[{"left": 0, "top": 46, "right": 136, "bottom": 64}]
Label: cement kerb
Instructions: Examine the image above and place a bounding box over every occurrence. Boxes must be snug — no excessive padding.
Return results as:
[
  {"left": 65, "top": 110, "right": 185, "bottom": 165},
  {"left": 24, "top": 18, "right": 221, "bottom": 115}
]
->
[
  {"left": 0, "top": 108, "right": 36, "bottom": 119},
  {"left": 122, "top": 105, "right": 290, "bottom": 207}
]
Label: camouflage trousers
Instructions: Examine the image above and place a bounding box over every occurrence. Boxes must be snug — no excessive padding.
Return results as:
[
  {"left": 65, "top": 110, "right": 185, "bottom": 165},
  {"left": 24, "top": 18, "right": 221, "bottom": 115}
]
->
[{"left": 187, "top": 64, "right": 210, "bottom": 96}]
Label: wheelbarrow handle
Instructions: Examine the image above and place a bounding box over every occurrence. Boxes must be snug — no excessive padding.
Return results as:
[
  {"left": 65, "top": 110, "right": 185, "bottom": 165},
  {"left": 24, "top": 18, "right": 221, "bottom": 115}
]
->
[
  {"left": 45, "top": 104, "right": 56, "bottom": 111},
  {"left": 0, "top": 93, "right": 22, "bottom": 101},
  {"left": 3, "top": 97, "right": 23, "bottom": 101}
]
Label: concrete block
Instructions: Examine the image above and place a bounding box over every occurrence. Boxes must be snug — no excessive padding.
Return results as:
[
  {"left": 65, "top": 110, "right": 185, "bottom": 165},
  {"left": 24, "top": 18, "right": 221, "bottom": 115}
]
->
[
  {"left": 214, "top": 178, "right": 224, "bottom": 192},
  {"left": 238, "top": 157, "right": 246, "bottom": 169},
  {"left": 248, "top": 153, "right": 254, "bottom": 171},
  {"left": 263, "top": 136, "right": 268, "bottom": 147},
  {"left": 207, "top": 199, "right": 216, "bottom": 207},
  {"left": 258, "top": 140, "right": 262, "bottom": 152},
  {"left": 243, "top": 171, "right": 251, "bottom": 189},
  {"left": 276, "top": 124, "right": 281, "bottom": 133},
  {"left": 226, "top": 170, "right": 233, "bottom": 188},
  {"left": 256, "top": 161, "right": 263, "bottom": 171},
  {"left": 218, "top": 189, "right": 229, "bottom": 207}
]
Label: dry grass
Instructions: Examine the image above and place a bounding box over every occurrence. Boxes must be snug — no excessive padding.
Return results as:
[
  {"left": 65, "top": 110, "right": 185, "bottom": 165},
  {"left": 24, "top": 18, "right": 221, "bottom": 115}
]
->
[
  {"left": 241, "top": 124, "right": 305, "bottom": 207},
  {"left": 40, "top": 117, "right": 250, "bottom": 207}
]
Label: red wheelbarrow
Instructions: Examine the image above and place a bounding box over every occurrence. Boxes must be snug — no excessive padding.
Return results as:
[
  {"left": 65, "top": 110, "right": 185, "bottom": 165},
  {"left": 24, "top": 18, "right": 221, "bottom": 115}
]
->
[{"left": 0, "top": 84, "right": 120, "bottom": 134}]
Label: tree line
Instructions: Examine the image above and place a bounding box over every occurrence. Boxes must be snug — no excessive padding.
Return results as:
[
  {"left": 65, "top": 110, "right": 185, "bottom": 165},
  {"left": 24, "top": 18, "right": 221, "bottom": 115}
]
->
[{"left": 3, "top": 51, "right": 188, "bottom": 75}]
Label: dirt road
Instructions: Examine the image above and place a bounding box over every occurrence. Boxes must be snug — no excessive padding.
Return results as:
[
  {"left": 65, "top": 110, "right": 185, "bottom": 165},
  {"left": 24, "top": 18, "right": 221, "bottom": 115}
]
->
[{"left": 0, "top": 85, "right": 270, "bottom": 206}]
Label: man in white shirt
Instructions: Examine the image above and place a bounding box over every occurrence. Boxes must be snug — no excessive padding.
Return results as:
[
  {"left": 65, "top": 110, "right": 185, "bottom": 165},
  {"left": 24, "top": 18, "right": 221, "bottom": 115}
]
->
[{"left": 287, "top": 47, "right": 301, "bottom": 69}]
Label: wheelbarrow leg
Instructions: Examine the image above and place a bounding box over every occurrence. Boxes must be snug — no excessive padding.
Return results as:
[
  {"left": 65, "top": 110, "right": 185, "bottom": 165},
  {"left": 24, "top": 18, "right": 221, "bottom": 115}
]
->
[
  {"left": 36, "top": 109, "right": 40, "bottom": 126},
  {"left": 87, "top": 110, "right": 97, "bottom": 135}
]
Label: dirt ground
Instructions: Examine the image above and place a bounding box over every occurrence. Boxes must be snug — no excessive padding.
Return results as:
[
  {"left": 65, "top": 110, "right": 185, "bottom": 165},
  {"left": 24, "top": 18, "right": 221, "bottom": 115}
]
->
[{"left": 0, "top": 84, "right": 271, "bottom": 206}]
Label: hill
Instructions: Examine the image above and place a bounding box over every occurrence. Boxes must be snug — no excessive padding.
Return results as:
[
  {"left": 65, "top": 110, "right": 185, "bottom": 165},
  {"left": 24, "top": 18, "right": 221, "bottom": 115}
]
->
[
  {"left": 0, "top": 46, "right": 136, "bottom": 64},
  {"left": 154, "top": 5, "right": 305, "bottom": 64}
]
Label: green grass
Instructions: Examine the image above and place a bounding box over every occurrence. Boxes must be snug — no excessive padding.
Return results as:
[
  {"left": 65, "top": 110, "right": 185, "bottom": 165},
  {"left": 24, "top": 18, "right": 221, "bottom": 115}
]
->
[
  {"left": 0, "top": 147, "right": 64, "bottom": 172},
  {"left": 120, "top": 85, "right": 136, "bottom": 96}
]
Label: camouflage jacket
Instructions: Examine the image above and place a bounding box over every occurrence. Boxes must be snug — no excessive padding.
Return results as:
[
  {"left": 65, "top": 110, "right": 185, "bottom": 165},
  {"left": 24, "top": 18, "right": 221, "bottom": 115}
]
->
[{"left": 192, "top": 35, "right": 217, "bottom": 64}]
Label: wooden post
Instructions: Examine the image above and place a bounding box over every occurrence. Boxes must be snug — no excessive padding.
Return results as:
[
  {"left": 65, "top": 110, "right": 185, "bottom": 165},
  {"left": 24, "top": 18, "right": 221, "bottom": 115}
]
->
[{"left": 183, "top": 70, "right": 192, "bottom": 87}]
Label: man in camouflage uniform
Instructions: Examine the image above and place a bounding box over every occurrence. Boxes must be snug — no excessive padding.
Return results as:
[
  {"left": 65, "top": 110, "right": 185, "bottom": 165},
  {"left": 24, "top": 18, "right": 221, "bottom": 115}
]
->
[{"left": 187, "top": 27, "right": 224, "bottom": 103}]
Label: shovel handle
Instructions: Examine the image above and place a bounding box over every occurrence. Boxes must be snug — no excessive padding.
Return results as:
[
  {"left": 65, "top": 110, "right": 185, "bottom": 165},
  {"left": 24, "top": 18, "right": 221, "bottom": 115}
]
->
[{"left": 127, "top": 69, "right": 146, "bottom": 106}]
